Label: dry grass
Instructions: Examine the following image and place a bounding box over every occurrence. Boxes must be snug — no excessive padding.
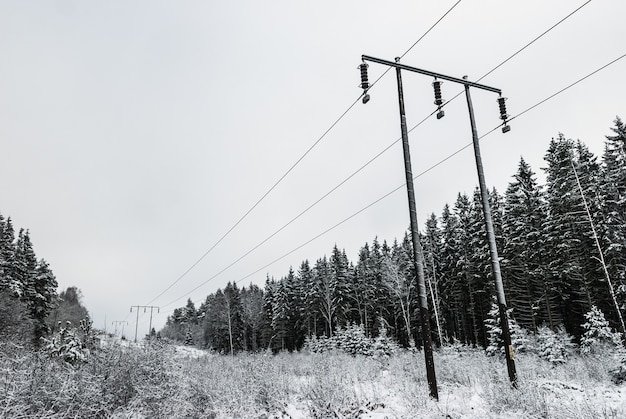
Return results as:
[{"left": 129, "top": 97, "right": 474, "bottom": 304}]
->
[{"left": 1, "top": 339, "right": 624, "bottom": 418}]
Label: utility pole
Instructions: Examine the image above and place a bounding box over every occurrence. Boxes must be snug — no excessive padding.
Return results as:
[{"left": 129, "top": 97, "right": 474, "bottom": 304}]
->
[
  {"left": 464, "top": 79, "right": 517, "bottom": 384},
  {"left": 359, "top": 55, "right": 517, "bottom": 389},
  {"left": 130, "top": 305, "right": 159, "bottom": 343},
  {"left": 393, "top": 59, "right": 438, "bottom": 400},
  {"left": 111, "top": 320, "right": 128, "bottom": 339}
]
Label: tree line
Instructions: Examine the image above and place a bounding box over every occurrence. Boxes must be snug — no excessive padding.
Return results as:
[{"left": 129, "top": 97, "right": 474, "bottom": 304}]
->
[
  {"left": 0, "top": 215, "right": 89, "bottom": 346},
  {"left": 158, "top": 117, "right": 623, "bottom": 353}
]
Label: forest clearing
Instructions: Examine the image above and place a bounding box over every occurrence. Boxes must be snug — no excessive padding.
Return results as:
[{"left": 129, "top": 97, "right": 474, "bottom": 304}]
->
[{"left": 1, "top": 334, "right": 625, "bottom": 418}]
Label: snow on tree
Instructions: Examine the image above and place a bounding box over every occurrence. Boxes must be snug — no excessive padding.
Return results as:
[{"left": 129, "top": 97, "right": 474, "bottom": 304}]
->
[
  {"left": 184, "top": 328, "right": 194, "bottom": 346},
  {"left": 372, "top": 319, "right": 399, "bottom": 359},
  {"left": 579, "top": 305, "right": 622, "bottom": 354},
  {"left": 484, "top": 301, "right": 527, "bottom": 356},
  {"left": 535, "top": 325, "right": 575, "bottom": 365}
]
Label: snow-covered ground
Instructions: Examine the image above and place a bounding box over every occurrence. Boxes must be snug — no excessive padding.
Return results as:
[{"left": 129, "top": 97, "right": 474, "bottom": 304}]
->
[{"left": 2, "top": 339, "right": 624, "bottom": 418}]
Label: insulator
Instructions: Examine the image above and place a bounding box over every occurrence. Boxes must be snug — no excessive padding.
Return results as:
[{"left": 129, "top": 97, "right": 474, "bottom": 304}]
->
[
  {"left": 359, "top": 63, "right": 369, "bottom": 90},
  {"left": 433, "top": 80, "right": 443, "bottom": 106},
  {"left": 498, "top": 96, "right": 508, "bottom": 121}
]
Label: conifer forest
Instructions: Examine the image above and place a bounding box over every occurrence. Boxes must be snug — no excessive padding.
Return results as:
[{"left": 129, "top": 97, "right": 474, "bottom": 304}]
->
[
  {"left": 1, "top": 120, "right": 626, "bottom": 417},
  {"left": 161, "top": 119, "right": 626, "bottom": 354}
]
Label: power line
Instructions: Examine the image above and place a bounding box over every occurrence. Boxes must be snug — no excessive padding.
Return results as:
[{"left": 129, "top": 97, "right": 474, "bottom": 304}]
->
[
  {"left": 364, "top": 1, "right": 463, "bottom": 96},
  {"left": 223, "top": 52, "right": 626, "bottom": 290},
  {"left": 148, "top": 2, "right": 465, "bottom": 309},
  {"left": 144, "top": 95, "right": 361, "bottom": 306},
  {"left": 190, "top": 0, "right": 593, "bottom": 291},
  {"left": 152, "top": 1, "right": 596, "bottom": 311},
  {"left": 479, "top": 0, "right": 592, "bottom": 82},
  {"left": 134, "top": 15, "right": 619, "bottom": 325},
  {"left": 434, "top": 0, "right": 593, "bottom": 116}
]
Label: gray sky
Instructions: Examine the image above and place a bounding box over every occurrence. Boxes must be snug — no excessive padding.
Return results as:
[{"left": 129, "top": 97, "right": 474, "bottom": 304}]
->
[{"left": 1, "top": 0, "right": 624, "bottom": 336}]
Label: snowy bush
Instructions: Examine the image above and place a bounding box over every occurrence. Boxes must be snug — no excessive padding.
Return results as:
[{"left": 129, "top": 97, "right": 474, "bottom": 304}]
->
[
  {"left": 535, "top": 325, "right": 575, "bottom": 365},
  {"left": 42, "top": 322, "right": 87, "bottom": 365},
  {"left": 303, "top": 323, "right": 399, "bottom": 358},
  {"left": 371, "top": 323, "right": 399, "bottom": 359},
  {"left": 484, "top": 302, "right": 529, "bottom": 356},
  {"left": 579, "top": 305, "right": 622, "bottom": 354},
  {"left": 334, "top": 323, "right": 374, "bottom": 356}
]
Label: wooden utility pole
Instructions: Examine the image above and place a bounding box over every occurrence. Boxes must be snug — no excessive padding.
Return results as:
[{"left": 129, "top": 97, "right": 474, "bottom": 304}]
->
[
  {"left": 360, "top": 55, "right": 517, "bottom": 392},
  {"left": 130, "top": 305, "right": 159, "bottom": 343},
  {"left": 112, "top": 320, "right": 128, "bottom": 338}
]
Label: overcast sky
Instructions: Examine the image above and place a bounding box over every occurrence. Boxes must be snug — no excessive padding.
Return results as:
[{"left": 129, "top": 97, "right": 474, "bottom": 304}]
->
[{"left": 1, "top": 0, "right": 624, "bottom": 337}]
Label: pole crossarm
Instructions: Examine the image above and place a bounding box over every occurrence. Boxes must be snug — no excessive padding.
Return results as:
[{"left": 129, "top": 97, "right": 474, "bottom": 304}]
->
[{"left": 362, "top": 55, "right": 502, "bottom": 94}]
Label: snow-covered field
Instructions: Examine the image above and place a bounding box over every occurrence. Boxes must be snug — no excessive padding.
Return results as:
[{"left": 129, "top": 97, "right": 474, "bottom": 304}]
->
[{"left": 1, "top": 339, "right": 624, "bottom": 418}]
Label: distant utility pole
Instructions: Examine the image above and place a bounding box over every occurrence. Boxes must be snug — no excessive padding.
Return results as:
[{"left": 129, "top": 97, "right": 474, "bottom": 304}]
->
[
  {"left": 359, "top": 55, "right": 516, "bottom": 394},
  {"left": 130, "top": 305, "right": 160, "bottom": 343},
  {"left": 111, "top": 320, "right": 128, "bottom": 338}
]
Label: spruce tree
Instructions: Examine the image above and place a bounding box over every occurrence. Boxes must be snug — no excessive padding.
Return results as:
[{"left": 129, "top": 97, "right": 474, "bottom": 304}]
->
[
  {"left": 543, "top": 135, "right": 593, "bottom": 335},
  {"left": 422, "top": 213, "right": 445, "bottom": 345},
  {"left": 17, "top": 231, "right": 58, "bottom": 346},
  {"left": 329, "top": 245, "right": 351, "bottom": 330},
  {"left": 352, "top": 244, "right": 377, "bottom": 336},
  {"left": 271, "top": 277, "right": 290, "bottom": 351},
  {"left": 580, "top": 305, "right": 622, "bottom": 354},
  {"left": 439, "top": 203, "right": 468, "bottom": 344},
  {"left": 502, "top": 158, "right": 552, "bottom": 331},
  {"left": 240, "top": 284, "right": 264, "bottom": 351},
  {"left": 0, "top": 216, "right": 19, "bottom": 295},
  {"left": 599, "top": 117, "right": 626, "bottom": 328},
  {"left": 313, "top": 256, "right": 335, "bottom": 337}
]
